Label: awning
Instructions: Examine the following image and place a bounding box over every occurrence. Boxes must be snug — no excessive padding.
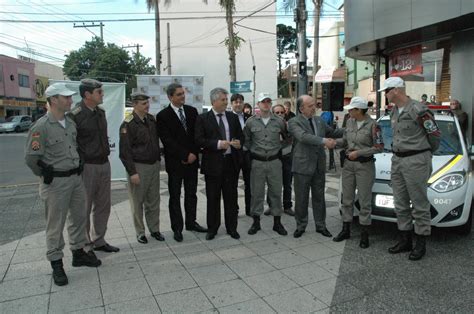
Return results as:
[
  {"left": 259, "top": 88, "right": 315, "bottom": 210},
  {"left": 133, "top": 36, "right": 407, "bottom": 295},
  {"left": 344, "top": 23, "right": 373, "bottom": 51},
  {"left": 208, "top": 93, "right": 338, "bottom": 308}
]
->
[{"left": 314, "top": 66, "right": 346, "bottom": 83}]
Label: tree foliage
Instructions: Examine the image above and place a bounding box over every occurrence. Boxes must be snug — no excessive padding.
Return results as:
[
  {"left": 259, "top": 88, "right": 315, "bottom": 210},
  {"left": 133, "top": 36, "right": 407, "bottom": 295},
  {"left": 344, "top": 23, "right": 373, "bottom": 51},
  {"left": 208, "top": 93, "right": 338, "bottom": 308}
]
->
[{"left": 276, "top": 24, "right": 312, "bottom": 77}]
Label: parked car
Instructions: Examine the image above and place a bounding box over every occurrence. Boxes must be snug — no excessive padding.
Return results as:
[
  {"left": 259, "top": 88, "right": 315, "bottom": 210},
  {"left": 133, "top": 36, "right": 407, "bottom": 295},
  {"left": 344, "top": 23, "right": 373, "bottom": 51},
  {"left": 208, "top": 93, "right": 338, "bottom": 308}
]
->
[
  {"left": 0, "top": 115, "right": 33, "bottom": 133},
  {"left": 340, "top": 110, "right": 473, "bottom": 235}
]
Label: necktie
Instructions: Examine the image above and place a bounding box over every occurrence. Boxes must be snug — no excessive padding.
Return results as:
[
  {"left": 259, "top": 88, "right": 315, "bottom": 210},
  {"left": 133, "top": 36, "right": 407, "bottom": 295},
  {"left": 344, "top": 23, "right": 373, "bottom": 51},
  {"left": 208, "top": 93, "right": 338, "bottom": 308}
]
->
[
  {"left": 217, "top": 113, "right": 226, "bottom": 140},
  {"left": 308, "top": 118, "right": 315, "bottom": 134},
  {"left": 178, "top": 108, "right": 187, "bottom": 132}
]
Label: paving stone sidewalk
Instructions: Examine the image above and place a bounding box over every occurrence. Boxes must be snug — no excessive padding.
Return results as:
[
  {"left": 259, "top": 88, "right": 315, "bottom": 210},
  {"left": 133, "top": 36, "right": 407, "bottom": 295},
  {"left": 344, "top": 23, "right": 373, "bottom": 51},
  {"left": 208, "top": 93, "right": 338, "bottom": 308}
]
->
[{"left": 1, "top": 167, "right": 473, "bottom": 313}]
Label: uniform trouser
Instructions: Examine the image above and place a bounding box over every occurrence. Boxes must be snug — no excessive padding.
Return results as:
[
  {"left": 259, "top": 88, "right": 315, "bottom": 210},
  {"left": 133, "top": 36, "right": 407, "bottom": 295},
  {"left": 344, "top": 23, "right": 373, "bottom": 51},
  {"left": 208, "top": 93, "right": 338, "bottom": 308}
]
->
[
  {"left": 391, "top": 151, "right": 432, "bottom": 236},
  {"left": 240, "top": 151, "right": 252, "bottom": 214},
  {"left": 39, "top": 175, "right": 88, "bottom": 262},
  {"left": 293, "top": 172, "right": 327, "bottom": 231},
  {"left": 267, "top": 154, "right": 293, "bottom": 209},
  {"left": 341, "top": 160, "right": 375, "bottom": 225},
  {"left": 250, "top": 159, "right": 283, "bottom": 216},
  {"left": 205, "top": 156, "right": 239, "bottom": 234},
  {"left": 82, "top": 162, "right": 111, "bottom": 247},
  {"left": 127, "top": 162, "right": 161, "bottom": 236},
  {"left": 168, "top": 166, "right": 198, "bottom": 232}
]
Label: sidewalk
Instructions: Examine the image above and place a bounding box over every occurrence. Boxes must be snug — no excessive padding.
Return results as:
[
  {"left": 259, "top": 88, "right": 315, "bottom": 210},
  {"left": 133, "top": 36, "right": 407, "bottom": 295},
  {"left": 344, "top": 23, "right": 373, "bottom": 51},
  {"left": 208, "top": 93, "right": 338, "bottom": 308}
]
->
[{"left": 0, "top": 167, "right": 473, "bottom": 313}]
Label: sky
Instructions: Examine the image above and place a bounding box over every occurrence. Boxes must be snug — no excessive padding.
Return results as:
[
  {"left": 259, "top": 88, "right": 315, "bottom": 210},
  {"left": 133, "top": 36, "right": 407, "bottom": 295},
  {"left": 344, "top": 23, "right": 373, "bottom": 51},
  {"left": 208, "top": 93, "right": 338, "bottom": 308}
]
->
[{"left": 0, "top": 0, "right": 343, "bottom": 68}]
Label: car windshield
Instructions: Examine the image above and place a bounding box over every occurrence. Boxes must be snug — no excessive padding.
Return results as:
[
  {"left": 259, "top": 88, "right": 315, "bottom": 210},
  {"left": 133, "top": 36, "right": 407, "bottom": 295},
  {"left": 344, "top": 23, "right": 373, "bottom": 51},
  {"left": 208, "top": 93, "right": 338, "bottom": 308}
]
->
[
  {"left": 5, "top": 116, "right": 21, "bottom": 122},
  {"left": 378, "top": 119, "right": 463, "bottom": 156}
]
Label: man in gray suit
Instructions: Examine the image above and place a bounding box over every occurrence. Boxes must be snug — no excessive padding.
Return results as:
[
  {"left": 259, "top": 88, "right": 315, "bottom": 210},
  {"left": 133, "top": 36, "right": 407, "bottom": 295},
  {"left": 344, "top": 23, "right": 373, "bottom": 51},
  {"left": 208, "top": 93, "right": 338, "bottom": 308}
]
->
[{"left": 288, "top": 95, "right": 343, "bottom": 238}]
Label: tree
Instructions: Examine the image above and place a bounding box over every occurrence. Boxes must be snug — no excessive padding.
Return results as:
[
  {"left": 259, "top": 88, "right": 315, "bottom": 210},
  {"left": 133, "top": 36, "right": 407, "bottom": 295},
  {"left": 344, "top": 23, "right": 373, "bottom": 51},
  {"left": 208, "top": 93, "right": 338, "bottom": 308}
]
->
[
  {"left": 144, "top": 0, "right": 169, "bottom": 74},
  {"left": 127, "top": 52, "right": 156, "bottom": 95},
  {"left": 277, "top": 24, "right": 312, "bottom": 79},
  {"left": 311, "top": 0, "right": 323, "bottom": 99}
]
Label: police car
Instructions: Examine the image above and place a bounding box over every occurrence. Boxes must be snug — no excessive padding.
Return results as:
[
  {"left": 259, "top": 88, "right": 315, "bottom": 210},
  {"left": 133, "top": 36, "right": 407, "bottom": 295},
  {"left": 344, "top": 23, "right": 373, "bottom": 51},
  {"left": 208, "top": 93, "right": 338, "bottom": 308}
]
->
[{"left": 345, "top": 106, "right": 473, "bottom": 234}]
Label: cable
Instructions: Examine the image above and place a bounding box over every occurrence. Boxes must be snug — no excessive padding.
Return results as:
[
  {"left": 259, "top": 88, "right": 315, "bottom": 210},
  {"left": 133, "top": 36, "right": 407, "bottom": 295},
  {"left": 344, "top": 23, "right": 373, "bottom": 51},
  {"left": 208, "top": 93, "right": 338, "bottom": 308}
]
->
[
  {"left": 0, "top": 10, "right": 343, "bottom": 15},
  {"left": 1, "top": 0, "right": 119, "bottom": 6}
]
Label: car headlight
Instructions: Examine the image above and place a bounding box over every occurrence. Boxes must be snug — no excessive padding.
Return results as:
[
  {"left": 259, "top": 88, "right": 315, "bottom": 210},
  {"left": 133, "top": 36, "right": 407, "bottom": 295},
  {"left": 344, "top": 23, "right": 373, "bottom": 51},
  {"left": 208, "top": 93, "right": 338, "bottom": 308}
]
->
[{"left": 430, "top": 172, "right": 465, "bottom": 193}]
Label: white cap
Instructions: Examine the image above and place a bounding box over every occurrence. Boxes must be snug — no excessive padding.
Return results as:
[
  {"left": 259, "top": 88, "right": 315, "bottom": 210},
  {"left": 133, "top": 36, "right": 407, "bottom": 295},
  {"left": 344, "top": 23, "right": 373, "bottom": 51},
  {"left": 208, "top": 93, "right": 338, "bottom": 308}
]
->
[
  {"left": 378, "top": 77, "right": 405, "bottom": 92},
  {"left": 346, "top": 96, "right": 368, "bottom": 110},
  {"left": 257, "top": 92, "right": 272, "bottom": 102},
  {"left": 45, "top": 83, "right": 77, "bottom": 97}
]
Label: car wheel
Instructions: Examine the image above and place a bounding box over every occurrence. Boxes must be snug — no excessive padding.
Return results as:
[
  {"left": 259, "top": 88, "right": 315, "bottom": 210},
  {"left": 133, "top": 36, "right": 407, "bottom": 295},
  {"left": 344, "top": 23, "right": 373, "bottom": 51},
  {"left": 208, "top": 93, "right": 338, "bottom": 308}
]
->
[
  {"left": 455, "top": 201, "right": 473, "bottom": 235},
  {"left": 14, "top": 126, "right": 21, "bottom": 133}
]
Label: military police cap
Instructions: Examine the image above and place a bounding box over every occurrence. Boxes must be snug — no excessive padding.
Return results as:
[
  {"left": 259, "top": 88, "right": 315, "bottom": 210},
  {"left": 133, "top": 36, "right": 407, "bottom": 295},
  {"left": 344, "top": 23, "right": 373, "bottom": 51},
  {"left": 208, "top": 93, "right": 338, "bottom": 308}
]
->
[
  {"left": 80, "top": 78, "right": 102, "bottom": 89},
  {"left": 131, "top": 92, "right": 150, "bottom": 101}
]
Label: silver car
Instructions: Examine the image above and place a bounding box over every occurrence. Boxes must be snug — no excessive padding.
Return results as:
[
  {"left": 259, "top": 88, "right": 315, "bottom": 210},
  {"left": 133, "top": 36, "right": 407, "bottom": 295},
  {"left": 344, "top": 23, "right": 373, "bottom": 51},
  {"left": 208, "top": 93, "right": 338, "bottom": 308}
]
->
[{"left": 0, "top": 115, "right": 33, "bottom": 133}]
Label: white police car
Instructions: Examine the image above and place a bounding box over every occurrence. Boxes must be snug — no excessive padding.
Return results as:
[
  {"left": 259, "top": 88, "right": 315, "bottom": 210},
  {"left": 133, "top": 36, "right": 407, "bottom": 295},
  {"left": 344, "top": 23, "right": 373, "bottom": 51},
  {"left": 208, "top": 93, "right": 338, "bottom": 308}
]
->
[{"left": 343, "top": 109, "right": 473, "bottom": 234}]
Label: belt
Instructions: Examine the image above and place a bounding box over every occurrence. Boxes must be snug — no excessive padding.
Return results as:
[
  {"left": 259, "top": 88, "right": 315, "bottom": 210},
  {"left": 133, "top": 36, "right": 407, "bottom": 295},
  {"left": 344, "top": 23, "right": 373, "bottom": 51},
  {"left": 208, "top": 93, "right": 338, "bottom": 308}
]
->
[
  {"left": 84, "top": 157, "right": 108, "bottom": 164},
  {"left": 250, "top": 153, "right": 280, "bottom": 162},
  {"left": 347, "top": 155, "right": 375, "bottom": 163},
  {"left": 52, "top": 167, "right": 82, "bottom": 177},
  {"left": 394, "top": 149, "right": 430, "bottom": 158},
  {"left": 133, "top": 159, "right": 160, "bottom": 164}
]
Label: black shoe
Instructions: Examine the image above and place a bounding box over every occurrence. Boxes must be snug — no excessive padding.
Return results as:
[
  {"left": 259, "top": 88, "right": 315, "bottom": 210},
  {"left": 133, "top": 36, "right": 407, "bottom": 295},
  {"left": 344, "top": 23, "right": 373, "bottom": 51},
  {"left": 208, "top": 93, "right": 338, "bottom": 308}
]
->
[
  {"left": 316, "top": 228, "right": 333, "bottom": 238},
  {"left": 227, "top": 231, "right": 240, "bottom": 239},
  {"left": 293, "top": 229, "right": 305, "bottom": 238},
  {"left": 137, "top": 234, "right": 148, "bottom": 244},
  {"left": 359, "top": 228, "right": 369, "bottom": 249},
  {"left": 72, "top": 249, "right": 102, "bottom": 267},
  {"left": 94, "top": 243, "right": 120, "bottom": 253},
  {"left": 408, "top": 234, "right": 426, "bottom": 261},
  {"left": 51, "top": 259, "right": 68, "bottom": 286},
  {"left": 388, "top": 231, "right": 412, "bottom": 254},
  {"left": 186, "top": 223, "right": 207, "bottom": 233},
  {"left": 263, "top": 208, "right": 271, "bottom": 216},
  {"left": 333, "top": 222, "right": 351, "bottom": 242},
  {"left": 273, "top": 216, "right": 288, "bottom": 236},
  {"left": 173, "top": 231, "right": 183, "bottom": 242},
  {"left": 205, "top": 233, "right": 216, "bottom": 240},
  {"left": 248, "top": 216, "right": 261, "bottom": 235},
  {"left": 151, "top": 232, "right": 165, "bottom": 241},
  {"left": 284, "top": 208, "right": 295, "bottom": 216}
]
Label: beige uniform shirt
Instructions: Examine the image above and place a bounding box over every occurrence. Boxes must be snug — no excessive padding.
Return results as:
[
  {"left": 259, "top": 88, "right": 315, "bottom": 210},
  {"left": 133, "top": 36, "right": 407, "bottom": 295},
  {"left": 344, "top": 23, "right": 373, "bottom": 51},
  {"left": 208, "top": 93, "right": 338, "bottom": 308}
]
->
[
  {"left": 341, "top": 115, "right": 384, "bottom": 157},
  {"left": 243, "top": 114, "right": 287, "bottom": 157},
  {"left": 25, "top": 111, "right": 80, "bottom": 176}
]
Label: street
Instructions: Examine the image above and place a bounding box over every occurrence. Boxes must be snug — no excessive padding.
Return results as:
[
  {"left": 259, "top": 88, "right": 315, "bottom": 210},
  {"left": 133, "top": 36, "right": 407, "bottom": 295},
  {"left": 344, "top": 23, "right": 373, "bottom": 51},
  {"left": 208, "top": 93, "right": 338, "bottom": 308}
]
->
[{"left": 0, "top": 133, "right": 37, "bottom": 187}]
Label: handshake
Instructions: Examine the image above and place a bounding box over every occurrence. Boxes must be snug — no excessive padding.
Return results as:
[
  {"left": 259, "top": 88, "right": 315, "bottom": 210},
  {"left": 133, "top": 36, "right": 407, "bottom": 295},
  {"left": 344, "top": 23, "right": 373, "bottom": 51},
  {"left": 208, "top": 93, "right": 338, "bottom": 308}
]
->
[
  {"left": 220, "top": 139, "right": 241, "bottom": 150},
  {"left": 323, "top": 138, "right": 337, "bottom": 149}
]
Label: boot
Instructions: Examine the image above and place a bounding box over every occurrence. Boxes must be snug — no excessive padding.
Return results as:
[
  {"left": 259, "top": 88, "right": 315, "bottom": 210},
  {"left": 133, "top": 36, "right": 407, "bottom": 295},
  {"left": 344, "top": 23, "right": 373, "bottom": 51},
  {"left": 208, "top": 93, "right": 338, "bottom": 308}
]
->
[
  {"left": 272, "top": 216, "right": 288, "bottom": 236},
  {"left": 248, "top": 216, "right": 261, "bottom": 235},
  {"left": 333, "top": 222, "right": 351, "bottom": 242},
  {"left": 359, "top": 225, "right": 369, "bottom": 249},
  {"left": 388, "top": 231, "right": 412, "bottom": 254},
  {"left": 51, "top": 259, "right": 68, "bottom": 286},
  {"left": 72, "top": 249, "right": 102, "bottom": 267},
  {"left": 408, "top": 234, "right": 427, "bottom": 261}
]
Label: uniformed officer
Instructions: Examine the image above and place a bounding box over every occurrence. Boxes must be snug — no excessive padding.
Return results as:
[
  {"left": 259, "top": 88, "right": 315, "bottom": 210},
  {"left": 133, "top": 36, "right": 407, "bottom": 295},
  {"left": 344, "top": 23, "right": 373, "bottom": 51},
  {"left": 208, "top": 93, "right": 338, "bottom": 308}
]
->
[
  {"left": 333, "top": 97, "right": 384, "bottom": 248},
  {"left": 68, "top": 79, "right": 119, "bottom": 253},
  {"left": 119, "top": 92, "right": 164, "bottom": 244},
  {"left": 380, "top": 77, "right": 441, "bottom": 261},
  {"left": 25, "top": 83, "right": 101, "bottom": 287},
  {"left": 243, "top": 92, "right": 288, "bottom": 236}
]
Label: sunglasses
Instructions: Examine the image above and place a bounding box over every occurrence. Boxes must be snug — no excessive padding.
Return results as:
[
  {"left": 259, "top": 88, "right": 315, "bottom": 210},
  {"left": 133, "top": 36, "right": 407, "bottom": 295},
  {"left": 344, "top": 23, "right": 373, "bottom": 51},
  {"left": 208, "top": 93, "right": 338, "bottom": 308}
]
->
[{"left": 274, "top": 111, "right": 285, "bottom": 115}]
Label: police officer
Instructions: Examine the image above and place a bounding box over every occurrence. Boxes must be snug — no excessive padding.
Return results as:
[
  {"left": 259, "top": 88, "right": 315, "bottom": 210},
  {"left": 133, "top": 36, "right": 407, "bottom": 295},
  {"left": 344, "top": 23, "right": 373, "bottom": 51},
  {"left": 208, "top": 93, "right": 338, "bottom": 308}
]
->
[
  {"left": 119, "top": 92, "right": 164, "bottom": 244},
  {"left": 333, "top": 97, "right": 384, "bottom": 248},
  {"left": 68, "top": 79, "right": 119, "bottom": 253},
  {"left": 243, "top": 92, "right": 288, "bottom": 236},
  {"left": 25, "top": 83, "right": 101, "bottom": 287},
  {"left": 380, "top": 77, "right": 441, "bottom": 261}
]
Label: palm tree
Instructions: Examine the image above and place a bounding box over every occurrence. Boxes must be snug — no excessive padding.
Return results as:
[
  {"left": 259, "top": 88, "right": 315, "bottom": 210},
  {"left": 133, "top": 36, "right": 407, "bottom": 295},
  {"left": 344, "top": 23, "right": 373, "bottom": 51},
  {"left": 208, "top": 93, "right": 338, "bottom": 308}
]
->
[
  {"left": 144, "top": 0, "right": 167, "bottom": 74},
  {"left": 311, "top": 0, "right": 323, "bottom": 99}
]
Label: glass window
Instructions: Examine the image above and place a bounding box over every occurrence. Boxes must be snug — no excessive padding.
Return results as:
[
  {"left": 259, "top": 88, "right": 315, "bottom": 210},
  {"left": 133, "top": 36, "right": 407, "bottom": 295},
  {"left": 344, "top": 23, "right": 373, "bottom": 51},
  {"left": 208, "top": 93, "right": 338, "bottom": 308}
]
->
[{"left": 18, "top": 74, "right": 29, "bottom": 87}]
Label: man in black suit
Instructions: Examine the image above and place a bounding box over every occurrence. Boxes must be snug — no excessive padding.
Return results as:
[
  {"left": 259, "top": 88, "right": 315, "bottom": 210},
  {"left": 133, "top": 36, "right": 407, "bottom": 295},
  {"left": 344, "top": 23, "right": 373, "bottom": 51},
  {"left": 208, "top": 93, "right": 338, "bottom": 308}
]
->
[
  {"left": 230, "top": 93, "right": 252, "bottom": 216},
  {"left": 156, "top": 83, "right": 207, "bottom": 242},
  {"left": 195, "top": 88, "right": 243, "bottom": 240}
]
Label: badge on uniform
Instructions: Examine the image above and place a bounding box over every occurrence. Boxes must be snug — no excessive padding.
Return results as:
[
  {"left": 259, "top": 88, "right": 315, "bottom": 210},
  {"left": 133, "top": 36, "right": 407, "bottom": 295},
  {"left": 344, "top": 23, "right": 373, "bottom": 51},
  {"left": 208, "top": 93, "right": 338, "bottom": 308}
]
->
[
  {"left": 419, "top": 113, "right": 440, "bottom": 135},
  {"left": 32, "top": 132, "right": 40, "bottom": 138},
  {"left": 120, "top": 128, "right": 127, "bottom": 134},
  {"left": 31, "top": 140, "right": 40, "bottom": 151}
]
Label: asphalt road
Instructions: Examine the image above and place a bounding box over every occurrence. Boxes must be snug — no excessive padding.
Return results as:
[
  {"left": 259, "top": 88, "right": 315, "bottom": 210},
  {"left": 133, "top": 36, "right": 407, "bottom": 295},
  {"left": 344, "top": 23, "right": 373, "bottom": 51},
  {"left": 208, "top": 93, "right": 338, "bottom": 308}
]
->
[{"left": 0, "top": 133, "right": 37, "bottom": 187}]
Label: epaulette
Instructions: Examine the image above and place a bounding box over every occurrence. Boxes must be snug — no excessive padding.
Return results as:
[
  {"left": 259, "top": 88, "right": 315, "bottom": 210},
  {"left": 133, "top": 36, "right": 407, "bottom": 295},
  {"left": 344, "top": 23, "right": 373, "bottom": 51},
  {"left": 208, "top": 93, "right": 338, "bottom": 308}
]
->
[
  {"left": 70, "top": 106, "right": 82, "bottom": 115},
  {"left": 124, "top": 115, "right": 133, "bottom": 123},
  {"left": 146, "top": 113, "right": 156, "bottom": 122}
]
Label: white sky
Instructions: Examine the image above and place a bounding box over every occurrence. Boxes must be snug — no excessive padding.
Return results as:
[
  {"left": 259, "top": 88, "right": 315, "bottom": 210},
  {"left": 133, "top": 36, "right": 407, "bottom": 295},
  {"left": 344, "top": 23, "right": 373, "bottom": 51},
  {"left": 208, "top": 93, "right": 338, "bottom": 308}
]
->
[{"left": 0, "top": 0, "right": 343, "bottom": 68}]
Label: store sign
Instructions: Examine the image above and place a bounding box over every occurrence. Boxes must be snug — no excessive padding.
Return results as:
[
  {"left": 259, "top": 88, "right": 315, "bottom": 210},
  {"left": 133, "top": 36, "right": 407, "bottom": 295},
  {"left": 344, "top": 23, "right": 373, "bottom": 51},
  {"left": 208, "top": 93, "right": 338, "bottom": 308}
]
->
[{"left": 389, "top": 45, "right": 423, "bottom": 77}]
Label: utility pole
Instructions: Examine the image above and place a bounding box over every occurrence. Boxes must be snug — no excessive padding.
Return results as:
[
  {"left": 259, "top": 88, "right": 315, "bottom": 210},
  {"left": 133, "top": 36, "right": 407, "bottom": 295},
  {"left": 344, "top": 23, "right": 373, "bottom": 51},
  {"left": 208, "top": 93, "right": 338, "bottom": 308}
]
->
[
  {"left": 295, "top": 0, "right": 308, "bottom": 98},
  {"left": 73, "top": 22, "right": 104, "bottom": 41},
  {"left": 311, "top": 0, "right": 323, "bottom": 100},
  {"left": 123, "top": 44, "right": 143, "bottom": 55},
  {"left": 154, "top": 3, "right": 161, "bottom": 75},
  {"left": 166, "top": 23, "right": 171, "bottom": 75}
]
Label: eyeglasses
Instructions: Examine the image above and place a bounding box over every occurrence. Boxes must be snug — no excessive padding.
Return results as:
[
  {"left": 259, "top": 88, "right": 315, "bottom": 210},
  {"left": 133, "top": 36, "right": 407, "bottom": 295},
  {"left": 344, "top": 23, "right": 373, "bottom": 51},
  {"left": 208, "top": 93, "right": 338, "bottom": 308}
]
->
[
  {"left": 274, "top": 111, "right": 285, "bottom": 115},
  {"left": 261, "top": 99, "right": 272, "bottom": 103}
]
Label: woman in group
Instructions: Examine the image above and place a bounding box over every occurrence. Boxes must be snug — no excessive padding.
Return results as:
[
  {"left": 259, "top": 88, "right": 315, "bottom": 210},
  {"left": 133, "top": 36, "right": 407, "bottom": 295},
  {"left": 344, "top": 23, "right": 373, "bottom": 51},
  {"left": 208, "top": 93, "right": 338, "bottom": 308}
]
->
[{"left": 333, "top": 97, "right": 384, "bottom": 248}]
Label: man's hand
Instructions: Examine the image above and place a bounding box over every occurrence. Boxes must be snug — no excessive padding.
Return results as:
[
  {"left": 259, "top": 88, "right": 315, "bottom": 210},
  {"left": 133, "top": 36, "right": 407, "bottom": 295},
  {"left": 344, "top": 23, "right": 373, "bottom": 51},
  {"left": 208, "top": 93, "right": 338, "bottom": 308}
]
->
[
  {"left": 130, "top": 174, "right": 140, "bottom": 185},
  {"left": 219, "top": 140, "right": 231, "bottom": 150},
  {"left": 230, "top": 139, "right": 241, "bottom": 149},
  {"left": 347, "top": 151, "right": 358, "bottom": 160},
  {"left": 324, "top": 138, "right": 337, "bottom": 149}
]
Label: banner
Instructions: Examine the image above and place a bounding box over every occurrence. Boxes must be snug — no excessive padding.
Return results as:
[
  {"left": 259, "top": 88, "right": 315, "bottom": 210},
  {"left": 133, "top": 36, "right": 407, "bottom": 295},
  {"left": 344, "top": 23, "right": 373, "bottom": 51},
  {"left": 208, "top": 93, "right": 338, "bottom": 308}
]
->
[
  {"left": 50, "top": 80, "right": 126, "bottom": 180},
  {"left": 389, "top": 45, "right": 423, "bottom": 77},
  {"left": 136, "top": 75, "right": 204, "bottom": 114}
]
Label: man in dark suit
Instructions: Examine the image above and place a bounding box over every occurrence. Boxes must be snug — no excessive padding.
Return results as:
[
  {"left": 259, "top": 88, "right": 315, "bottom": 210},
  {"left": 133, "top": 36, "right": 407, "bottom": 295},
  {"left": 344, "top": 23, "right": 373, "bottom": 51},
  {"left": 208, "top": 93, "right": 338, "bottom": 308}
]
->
[
  {"left": 195, "top": 88, "right": 243, "bottom": 240},
  {"left": 230, "top": 93, "right": 252, "bottom": 216},
  {"left": 156, "top": 83, "right": 207, "bottom": 242}
]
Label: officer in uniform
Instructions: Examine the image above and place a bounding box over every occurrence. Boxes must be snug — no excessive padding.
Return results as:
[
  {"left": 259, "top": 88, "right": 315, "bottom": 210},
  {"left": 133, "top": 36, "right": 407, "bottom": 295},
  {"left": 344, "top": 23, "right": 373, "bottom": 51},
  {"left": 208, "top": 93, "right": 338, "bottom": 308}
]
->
[
  {"left": 68, "top": 79, "right": 119, "bottom": 253},
  {"left": 243, "top": 92, "right": 288, "bottom": 236},
  {"left": 333, "top": 97, "right": 384, "bottom": 248},
  {"left": 380, "top": 77, "right": 441, "bottom": 261},
  {"left": 25, "top": 83, "right": 101, "bottom": 287},
  {"left": 119, "top": 92, "right": 164, "bottom": 244}
]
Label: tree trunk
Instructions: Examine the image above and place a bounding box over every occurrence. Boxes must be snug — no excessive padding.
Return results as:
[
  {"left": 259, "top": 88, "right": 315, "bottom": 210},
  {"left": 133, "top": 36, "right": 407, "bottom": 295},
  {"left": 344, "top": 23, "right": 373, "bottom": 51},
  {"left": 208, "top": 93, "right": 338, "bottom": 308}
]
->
[
  {"left": 225, "top": 8, "right": 237, "bottom": 82},
  {"left": 311, "top": 0, "right": 322, "bottom": 99},
  {"left": 154, "top": 2, "right": 161, "bottom": 74}
]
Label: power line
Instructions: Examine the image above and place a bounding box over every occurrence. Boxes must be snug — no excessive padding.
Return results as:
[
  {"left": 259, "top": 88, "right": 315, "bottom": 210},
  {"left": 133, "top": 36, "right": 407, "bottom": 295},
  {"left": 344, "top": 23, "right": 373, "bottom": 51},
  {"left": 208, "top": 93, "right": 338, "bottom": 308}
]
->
[
  {"left": 1, "top": 0, "right": 119, "bottom": 6},
  {"left": 0, "top": 10, "right": 343, "bottom": 15}
]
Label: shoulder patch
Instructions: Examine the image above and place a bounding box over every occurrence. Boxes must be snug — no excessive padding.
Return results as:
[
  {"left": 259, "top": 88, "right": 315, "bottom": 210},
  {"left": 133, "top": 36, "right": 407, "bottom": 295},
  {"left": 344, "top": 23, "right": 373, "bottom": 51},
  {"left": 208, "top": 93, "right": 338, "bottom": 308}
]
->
[
  {"left": 124, "top": 115, "right": 133, "bottom": 123},
  {"left": 70, "top": 106, "right": 82, "bottom": 115}
]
